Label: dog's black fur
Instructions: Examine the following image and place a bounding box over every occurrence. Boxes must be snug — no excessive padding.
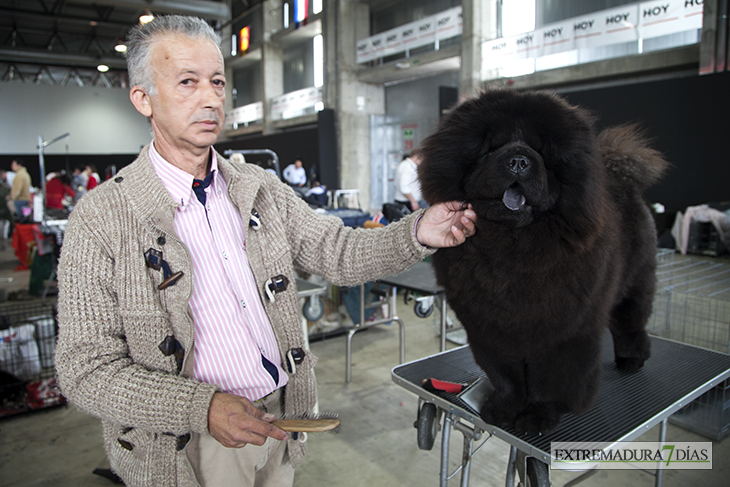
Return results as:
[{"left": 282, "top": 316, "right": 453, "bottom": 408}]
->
[{"left": 418, "top": 89, "right": 668, "bottom": 435}]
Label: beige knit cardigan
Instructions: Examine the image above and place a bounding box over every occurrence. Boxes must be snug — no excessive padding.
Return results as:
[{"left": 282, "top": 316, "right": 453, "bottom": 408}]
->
[{"left": 55, "top": 145, "right": 433, "bottom": 487}]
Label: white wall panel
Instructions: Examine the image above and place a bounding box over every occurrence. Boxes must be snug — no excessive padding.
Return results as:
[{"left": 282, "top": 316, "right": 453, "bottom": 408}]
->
[{"left": 0, "top": 83, "right": 150, "bottom": 154}]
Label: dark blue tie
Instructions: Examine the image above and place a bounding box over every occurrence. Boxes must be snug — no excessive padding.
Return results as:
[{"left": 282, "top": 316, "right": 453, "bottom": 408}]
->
[
  {"left": 262, "top": 354, "right": 279, "bottom": 386},
  {"left": 192, "top": 171, "right": 214, "bottom": 206}
]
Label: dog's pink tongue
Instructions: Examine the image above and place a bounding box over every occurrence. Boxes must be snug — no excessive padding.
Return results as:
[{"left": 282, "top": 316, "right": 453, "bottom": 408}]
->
[{"left": 502, "top": 188, "right": 526, "bottom": 211}]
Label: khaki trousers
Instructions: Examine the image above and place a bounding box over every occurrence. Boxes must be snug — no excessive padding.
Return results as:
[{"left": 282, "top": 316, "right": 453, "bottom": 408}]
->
[{"left": 187, "top": 389, "right": 295, "bottom": 487}]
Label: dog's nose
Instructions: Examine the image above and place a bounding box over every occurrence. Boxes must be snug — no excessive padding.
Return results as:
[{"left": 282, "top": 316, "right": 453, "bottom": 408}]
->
[{"left": 507, "top": 156, "right": 530, "bottom": 174}]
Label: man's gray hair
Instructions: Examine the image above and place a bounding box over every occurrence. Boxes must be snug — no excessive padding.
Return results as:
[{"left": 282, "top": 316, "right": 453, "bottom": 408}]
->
[{"left": 125, "top": 15, "right": 221, "bottom": 94}]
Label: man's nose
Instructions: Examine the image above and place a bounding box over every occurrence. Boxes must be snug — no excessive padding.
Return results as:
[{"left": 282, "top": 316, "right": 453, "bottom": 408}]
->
[{"left": 201, "top": 82, "right": 224, "bottom": 108}]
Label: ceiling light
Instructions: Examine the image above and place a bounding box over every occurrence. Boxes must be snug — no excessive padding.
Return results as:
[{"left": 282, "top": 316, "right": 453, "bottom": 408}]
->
[
  {"left": 97, "top": 64, "right": 110, "bottom": 73},
  {"left": 139, "top": 11, "right": 155, "bottom": 24},
  {"left": 114, "top": 41, "right": 127, "bottom": 53}
]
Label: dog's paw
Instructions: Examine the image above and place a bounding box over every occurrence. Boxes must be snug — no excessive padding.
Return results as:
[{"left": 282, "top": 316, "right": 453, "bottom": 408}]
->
[
  {"left": 513, "top": 406, "right": 562, "bottom": 436},
  {"left": 615, "top": 356, "right": 646, "bottom": 373}
]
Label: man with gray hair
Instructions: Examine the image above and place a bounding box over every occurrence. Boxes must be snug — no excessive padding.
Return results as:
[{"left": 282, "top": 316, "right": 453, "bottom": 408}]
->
[{"left": 55, "top": 15, "right": 476, "bottom": 487}]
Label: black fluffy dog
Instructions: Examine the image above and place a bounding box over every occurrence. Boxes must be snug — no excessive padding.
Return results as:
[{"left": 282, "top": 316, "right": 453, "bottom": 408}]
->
[{"left": 418, "top": 89, "right": 669, "bottom": 435}]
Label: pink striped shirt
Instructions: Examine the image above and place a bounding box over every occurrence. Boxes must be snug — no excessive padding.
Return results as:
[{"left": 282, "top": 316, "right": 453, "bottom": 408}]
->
[{"left": 149, "top": 143, "right": 287, "bottom": 401}]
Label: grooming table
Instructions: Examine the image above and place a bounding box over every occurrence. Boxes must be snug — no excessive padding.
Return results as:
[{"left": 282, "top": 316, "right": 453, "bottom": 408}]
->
[
  {"left": 346, "top": 261, "right": 450, "bottom": 382},
  {"left": 392, "top": 336, "right": 730, "bottom": 487}
]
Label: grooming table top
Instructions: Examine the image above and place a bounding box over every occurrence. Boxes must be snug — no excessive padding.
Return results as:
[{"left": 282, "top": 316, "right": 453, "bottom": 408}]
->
[
  {"left": 379, "top": 260, "right": 443, "bottom": 295},
  {"left": 392, "top": 336, "right": 730, "bottom": 463}
]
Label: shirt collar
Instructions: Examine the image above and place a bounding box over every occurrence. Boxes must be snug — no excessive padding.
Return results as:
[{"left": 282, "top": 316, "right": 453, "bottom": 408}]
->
[{"left": 148, "top": 142, "right": 219, "bottom": 207}]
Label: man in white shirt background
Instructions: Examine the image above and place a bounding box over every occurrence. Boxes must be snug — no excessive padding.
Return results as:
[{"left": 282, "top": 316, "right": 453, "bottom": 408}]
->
[
  {"left": 282, "top": 158, "right": 307, "bottom": 188},
  {"left": 394, "top": 151, "right": 427, "bottom": 212}
]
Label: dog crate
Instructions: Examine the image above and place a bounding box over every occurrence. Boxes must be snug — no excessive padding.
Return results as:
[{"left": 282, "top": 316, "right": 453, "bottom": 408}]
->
[
  {"left": 687, "top": 221, "right": 727, "bottom": 257},
  {"left": 0, "top": 301, "right": 65, "bottom": 417},
  {"left": 647, "top": 251, "right": 730, "bottom": 439}
]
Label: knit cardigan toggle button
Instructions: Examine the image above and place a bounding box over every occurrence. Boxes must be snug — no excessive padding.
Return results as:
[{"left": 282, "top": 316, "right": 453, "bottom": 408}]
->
[
  {"left": 249, "top": 209, "right": 261, "bottom": 229},
  {"left": 158, "top": 336, "right": 185, "bottom": 372},
  {"left": 264, "top": 275, "right": 289, "bottom": 302}
]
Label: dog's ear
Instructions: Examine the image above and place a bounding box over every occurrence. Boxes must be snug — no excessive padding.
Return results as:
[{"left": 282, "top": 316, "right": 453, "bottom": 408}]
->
[
  {"left": 417, "top": 96, "right": 489, "bottom": 205},
  {"left": 417, "top": 137, "right": 470, "bottom": 205}
]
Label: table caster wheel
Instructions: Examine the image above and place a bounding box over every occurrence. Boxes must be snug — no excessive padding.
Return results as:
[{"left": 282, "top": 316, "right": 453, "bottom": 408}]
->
[
  {"left": 414, "top": 300, "right": 434, "bottom": 318},
  {"left": 302, "top": 296, "right": 324, "bottom": 321},
  {"left": 416, "top": 402, "right": 440, "bottom": 450}
]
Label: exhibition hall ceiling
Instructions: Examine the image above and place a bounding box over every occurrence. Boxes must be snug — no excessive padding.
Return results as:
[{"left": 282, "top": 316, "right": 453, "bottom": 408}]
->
[{"left": 0, "top": 0, "right": 232, "bottom": 87}]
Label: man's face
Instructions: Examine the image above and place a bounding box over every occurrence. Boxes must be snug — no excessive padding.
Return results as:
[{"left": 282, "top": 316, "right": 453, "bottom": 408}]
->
[
  {"left": 145, "top": 34, "right": 226, "bottom": 153},
  {"left": 295, "top": 160, "right": 302, "bottom": 169},
  {"left": 10, "top": 161, "right": 18, "bottom": 172}
]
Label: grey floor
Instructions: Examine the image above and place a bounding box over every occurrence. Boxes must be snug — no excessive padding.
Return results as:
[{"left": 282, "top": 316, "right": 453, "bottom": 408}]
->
[{"left": 0, "top": 243, "right": 729, "bottom": 486}]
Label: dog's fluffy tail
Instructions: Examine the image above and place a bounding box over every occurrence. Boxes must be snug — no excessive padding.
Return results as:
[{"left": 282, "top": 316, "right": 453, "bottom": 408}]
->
[{"left": 599, "top": 124, "right": 670, "bottom": 190}]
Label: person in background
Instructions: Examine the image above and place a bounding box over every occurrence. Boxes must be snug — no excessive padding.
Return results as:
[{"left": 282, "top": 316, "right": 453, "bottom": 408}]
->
[
  {"left": 85, "top": 164, "right": 100, "bottom": 190},
  {"left": 0, "top": 169, "right": 15, "bottom": 218},
  {"left": 303, "top": 180, "right": 328, "bottom": 207},
  {"left": 54, "top": 15, "right": 476, "bottom": 487},
  {"left": 282, "top": 158, "right": 306, "bottom": 188},
  {"left": 0, "top": 170, "right": 13, "bottom": 240},
  {"left": 8, "top": 159, "right": 31, "bottom": 217},
  {"left": 0, "top": 168, "right": 16, "bottom": 188},
  {"left": 104, "top": 165, "right": 118, "bottom": 181},
  {"left": 71, "top": 165, "right": 88, "bottom": 202},
  {"left": 394, "top": 151, "right": 427, "bottom": 212},
  {"left": 45, "top": 171, "right": 75, "bottom": 211}
]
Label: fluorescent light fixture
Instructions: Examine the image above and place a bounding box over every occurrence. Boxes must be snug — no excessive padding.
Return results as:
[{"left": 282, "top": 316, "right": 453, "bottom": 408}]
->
[
  {"left": 97, "top": 64, "right": 110, "bottom": 73},
  {"left": 314, "top": 101, "right": 324, "bottom": 112},
  {"left": 284, "top": 3, "right": 289, "bottom": 29},
  {"left": 139, "top": 11, "right": 155, "bottom": 24},
  {"left": 231, "top": 34, "right": 237, "bottom": 56},
  {"left": 313, "top": 0, "right": 322, "bottom": 14},
  {"left": 313, "top": 34, "right": 324, "bottom": 87}
]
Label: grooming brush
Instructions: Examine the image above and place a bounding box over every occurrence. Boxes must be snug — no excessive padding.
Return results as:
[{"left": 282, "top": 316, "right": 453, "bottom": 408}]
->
[{"left": 271, "top": 412, "right": 340, "bottom": 432}]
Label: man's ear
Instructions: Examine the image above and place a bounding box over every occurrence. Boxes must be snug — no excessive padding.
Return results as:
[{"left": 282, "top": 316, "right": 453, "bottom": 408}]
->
[{"left": 130, "top": 86, "right": 153, "bottom": 118}]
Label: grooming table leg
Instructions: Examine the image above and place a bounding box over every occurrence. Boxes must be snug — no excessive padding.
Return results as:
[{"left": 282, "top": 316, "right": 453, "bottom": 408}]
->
[
  {"left": 345, "top": 283, "right": 369, "bottom": 383},
  {"left": 346, "top": 284, "right": 404, "bottom": 382},
  {"left": 389, "top": 287, "right": 406, "bottom": 363},
  {"left": 460, "top": 434, "right": 474, "bottom": 487},
  {"left": 440, "top": 293, "right": 447, "bottom": 352},
  {"left": 346, "top": 327, "right": 356, "bottom": 383},
  {"left": 345, "top": 283, "right": 372, "bottom": 383},
  {"left": 505, "top": 446, "right": 517, "bottom": 487},
  {"left": 396, "top": 317, "right": 406, "bottom": 364},
  {"left": 451, "top": 421, "right": 484, "bottom": 487},
  {"left": 440, "top": 412, "right": 454, "bottom": 487}
]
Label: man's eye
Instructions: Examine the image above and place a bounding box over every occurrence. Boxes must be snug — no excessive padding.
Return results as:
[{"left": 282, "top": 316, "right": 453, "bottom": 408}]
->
[
  {"left": 213, "top": 79, "right": 226, "bottom": 87},
  {"left": 180, "top": 79, "right": 194, "bottom": 85}
]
